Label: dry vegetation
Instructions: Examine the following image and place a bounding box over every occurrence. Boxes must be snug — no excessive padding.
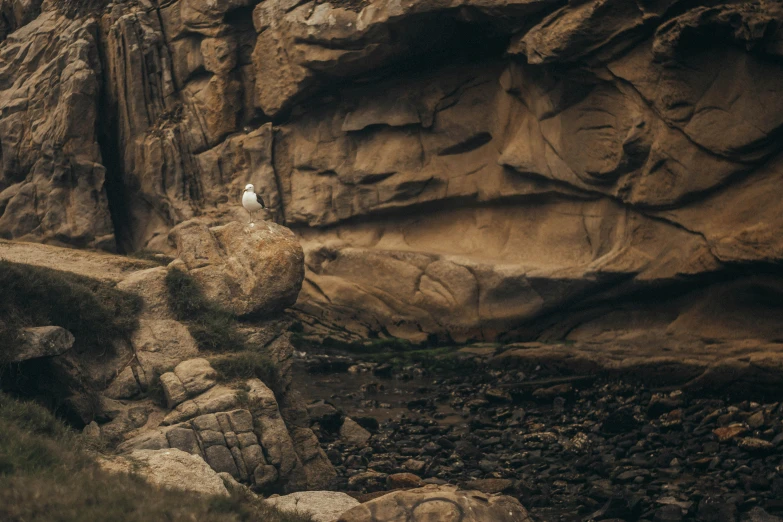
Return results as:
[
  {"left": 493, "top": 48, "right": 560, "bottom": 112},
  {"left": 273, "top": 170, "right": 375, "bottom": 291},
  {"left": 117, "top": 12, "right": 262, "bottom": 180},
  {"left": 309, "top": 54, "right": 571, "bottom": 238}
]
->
[
  {"left": 0, "top": 393, "right": 313, "bottom": 522},
  {"left": 0, "top": 260, "right": 141, "bottom": 363},
  {"left": 165, "top": 268, "right": 283, "bottom": 393}
]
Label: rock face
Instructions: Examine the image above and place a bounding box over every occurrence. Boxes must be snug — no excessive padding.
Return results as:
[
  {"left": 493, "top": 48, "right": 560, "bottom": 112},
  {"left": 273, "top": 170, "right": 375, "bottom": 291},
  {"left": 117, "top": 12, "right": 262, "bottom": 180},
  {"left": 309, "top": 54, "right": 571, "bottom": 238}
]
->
[
  {"left": 3, "top": 0, "right": 783, "bottom": 345},
  {"left": 118, "top": 366, "right": 335, "bottom": 493},
  {"left": 337, "top": 485, "right": 532, "bottom": 522},
  {"left": 0, "top": 9, "right": 114, "bottom": 250},
  {"left": 169, "top": 219, "right": 305, "bottom": 316}
]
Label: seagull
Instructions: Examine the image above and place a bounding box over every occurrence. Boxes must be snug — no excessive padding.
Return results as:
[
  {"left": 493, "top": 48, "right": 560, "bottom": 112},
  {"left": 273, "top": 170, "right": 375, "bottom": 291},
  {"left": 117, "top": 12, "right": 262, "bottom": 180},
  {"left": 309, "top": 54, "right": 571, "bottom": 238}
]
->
[{"left": 242, "top": 183, "right": 266, "bottom": 224}]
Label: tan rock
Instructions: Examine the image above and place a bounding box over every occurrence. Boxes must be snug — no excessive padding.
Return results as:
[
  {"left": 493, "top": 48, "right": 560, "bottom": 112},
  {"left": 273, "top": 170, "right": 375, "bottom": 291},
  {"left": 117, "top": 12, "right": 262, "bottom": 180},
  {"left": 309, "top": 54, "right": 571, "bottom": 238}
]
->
[
  {"left": 169, "top": 220, "right": 304, "bottom": 317},
  {"left": 337, "top": 485, "right": 532, "bottom": 522},
  {"left": 339, "top": 417, "right": 371, "bottom": 447},
  {"left": 160, "top": 373, "right": 188, "bottom": 409},
  {"left": 265, "top": 491, "right": 360, "bottom": 522},
  {"left": 99, "top": 448, "right": 230, "bottom": 498},
  {"left": 387, "top": 473, "right": 424, "bottom": 490},
  {"left": 0, "top": 12, "right": 113, "bottom": 249},
  {"left": 201, "top": 36, "right": 237, "bottom": 75},
  {"left": 173, "top": 358, "right": 218, "bottom": 396}
]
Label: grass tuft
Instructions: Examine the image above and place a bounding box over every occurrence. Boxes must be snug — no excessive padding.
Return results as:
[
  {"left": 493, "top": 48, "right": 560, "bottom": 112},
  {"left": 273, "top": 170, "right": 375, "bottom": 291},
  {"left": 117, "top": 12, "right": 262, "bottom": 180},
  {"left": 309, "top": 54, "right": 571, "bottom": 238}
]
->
[
  {"left": 165, "top": 269, "right": 284, "bottom": 394},
  {"left": 0, "top": 260, "right": 142, "bottom": 355},
  {"left": 165, "top": 268, "right": 246, "bottom": 353},
  {"left": 210, "top": 351, "right": 283, "bottom": 395}
]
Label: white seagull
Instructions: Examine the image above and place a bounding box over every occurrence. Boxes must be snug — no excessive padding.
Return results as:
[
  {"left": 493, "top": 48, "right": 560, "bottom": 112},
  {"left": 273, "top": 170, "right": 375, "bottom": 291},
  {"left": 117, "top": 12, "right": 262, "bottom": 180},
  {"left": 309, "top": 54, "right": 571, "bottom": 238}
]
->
[{"left": 242, "top": 183, "right": 266, "bottom": 224}]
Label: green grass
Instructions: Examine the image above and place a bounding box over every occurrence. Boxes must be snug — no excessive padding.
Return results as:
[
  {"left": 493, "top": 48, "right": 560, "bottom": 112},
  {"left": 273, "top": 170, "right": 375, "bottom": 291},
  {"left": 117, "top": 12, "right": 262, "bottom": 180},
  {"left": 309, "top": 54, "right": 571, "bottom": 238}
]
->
[
  {"left": 0, "top": 260, "right": 142, "bottom": 363},
  {"left": 0, "top": 392, "right": 313, "bottom": 522},
  {"left": 291, "top": 333, "right": 416, "bottom": 354},
  {"left": 165, "top": 268, "right": 246, "bottom": 353},
  {"left": 290, "top": 332, "right": 476, "bottom": 373},
  {"left": 364, "top": 346, "right": 477, "bottom": 373},
  {"left": 209, "top": 351, "right": 283, "bottom": 395},
  {"left": 165, "top": 269, "right": 284, "bottom": 395}
]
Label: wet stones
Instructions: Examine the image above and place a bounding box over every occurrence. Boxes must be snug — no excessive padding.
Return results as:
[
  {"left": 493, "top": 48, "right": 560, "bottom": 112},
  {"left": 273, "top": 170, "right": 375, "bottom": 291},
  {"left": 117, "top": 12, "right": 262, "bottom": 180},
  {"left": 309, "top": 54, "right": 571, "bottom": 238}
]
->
[
  {"left": 340, "top": 418, "right": 371, "bottom": 447},
  {"left": 296, "top": 351, "right": 783, "bottom": 521}
]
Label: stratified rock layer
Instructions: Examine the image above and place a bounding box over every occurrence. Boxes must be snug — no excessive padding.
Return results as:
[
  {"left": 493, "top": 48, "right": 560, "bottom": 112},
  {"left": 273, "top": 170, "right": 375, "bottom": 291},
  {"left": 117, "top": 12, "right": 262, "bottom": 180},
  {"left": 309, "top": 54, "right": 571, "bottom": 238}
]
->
[{"left": 2, "top": 0, "right": 783, "bottom": 345}]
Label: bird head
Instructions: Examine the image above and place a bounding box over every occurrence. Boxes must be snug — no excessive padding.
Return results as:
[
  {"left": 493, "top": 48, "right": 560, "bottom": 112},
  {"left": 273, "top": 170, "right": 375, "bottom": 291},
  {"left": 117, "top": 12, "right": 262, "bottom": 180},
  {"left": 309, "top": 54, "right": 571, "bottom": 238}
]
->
[{"left": 244, "top": 184, "right": 254, "bottom": 192}]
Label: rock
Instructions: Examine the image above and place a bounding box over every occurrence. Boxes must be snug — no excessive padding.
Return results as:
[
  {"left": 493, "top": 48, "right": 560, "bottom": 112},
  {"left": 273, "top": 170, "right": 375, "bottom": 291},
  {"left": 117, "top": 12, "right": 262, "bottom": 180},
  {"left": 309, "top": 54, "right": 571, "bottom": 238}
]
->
[
  {"left": 254, "top": 464, "right": 279, "bottom": 490},
  {"left": 532, "top": 384, "right": 572, "bottom": 400},
  {"left": 131, "top": 321, "right": 200, "bottom": 383},
  {"left": 403, "top": 459, "right": 427, "bottom": 473},
  {"left": 160, "top": 372, "right": 189, "bottom": 409},
  {"left": 347, "top": 471, "right": 387, "bottom": 491},
  {"left": 82, "top": 421, "right": 101, "bottom": 440},
  {"left": 9, "top": 326, "right": 75, "bottom": 362},
  {"left": 655, "top": 505, "right": 684, "bottom": 522},
  {"left": 714, "top": 425, "right": 749, "bottom": 442},
  {"left": 697, "top": 497, "right": 738, "bottom": 522},
  {"left": 307, "top": 400, "right": 342, "bottom": 431},
  {"left": 337, "top": 485, "right": 532, "bottom": 522},
  {"left": 603, "top": 408, "right": 640, "bottom": 434},
  {"left": 98, "top": 449, "right": 229, "bottom": 498},
  {"left": 173, "top": 358, "right": 218, "bottom": 396},
  {"left": 4, "top": 0, "right": 783, "bottom": 360},
  {"left": 205, "top": 445, "right": 240, "bottom": 478},
  {"left": 0, "top": 11, "right": 114, "bottom": 250},
  {"left": 387, "top": 473, "right": 424, "bottom": 490},
  {"left": 747, "top": 411, "right": 766, "bottom": 429},
  {"left": 265, "top": 491, "right": 360, "bottom": 522},
  {"left": 737, "top": 437, "right": 775, "bottom": 453},
  {"left": 485, "top": 388, "right": 513, "bottom": 403},
  {"left": 463, "top": 478, "right": 514, "bottom": 495},
  {"left": 168, "top": 220, "right": 304, "bottom": 317},
  {"left": 744, "top": 507, "right": 783, "bottom": 522},
  {"left": 245, "top": 378, "right": 336, "bottom": 491},
  {"left": 218, "top": 472, "right": 254, "bottom": 499},
  {"left": 648, "top": 394, "right": 684, "bottom": 418},
  {"left": 340, "top": 417, "right": 371, "bottom": 447}
]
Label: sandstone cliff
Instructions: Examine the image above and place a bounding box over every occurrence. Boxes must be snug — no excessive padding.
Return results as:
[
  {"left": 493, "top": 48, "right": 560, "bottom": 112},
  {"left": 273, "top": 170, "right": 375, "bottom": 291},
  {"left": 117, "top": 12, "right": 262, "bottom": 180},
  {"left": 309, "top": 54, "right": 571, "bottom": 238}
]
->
[{"left": 2, "top": 0, "right": 783, "bottom": 346}]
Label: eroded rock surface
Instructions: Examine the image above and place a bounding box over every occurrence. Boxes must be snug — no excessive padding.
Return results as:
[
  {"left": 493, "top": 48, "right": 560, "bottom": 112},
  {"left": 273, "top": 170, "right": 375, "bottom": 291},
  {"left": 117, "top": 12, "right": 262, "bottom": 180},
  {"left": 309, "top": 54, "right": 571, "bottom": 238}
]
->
[
  {"left": 169, "top": 219, "right": 304, "bottom": 316},
  {"left": 2, "top": 0, "right": 783, "bottom": 345}
]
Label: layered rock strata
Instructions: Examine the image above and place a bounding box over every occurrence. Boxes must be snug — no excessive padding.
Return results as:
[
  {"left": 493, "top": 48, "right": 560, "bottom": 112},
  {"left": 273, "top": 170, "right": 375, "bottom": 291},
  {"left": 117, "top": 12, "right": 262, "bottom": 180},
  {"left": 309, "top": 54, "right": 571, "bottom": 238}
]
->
[{"left": 2, "top": 0, "right": 783, "bottom": 345}]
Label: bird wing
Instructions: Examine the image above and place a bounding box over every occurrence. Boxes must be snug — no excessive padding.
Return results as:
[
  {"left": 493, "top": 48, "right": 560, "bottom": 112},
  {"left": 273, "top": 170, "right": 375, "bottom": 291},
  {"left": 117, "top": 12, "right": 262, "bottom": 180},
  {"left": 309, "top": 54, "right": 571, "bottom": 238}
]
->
[{"left": 256, "top": 193, "right": 265, "bottom": 208}]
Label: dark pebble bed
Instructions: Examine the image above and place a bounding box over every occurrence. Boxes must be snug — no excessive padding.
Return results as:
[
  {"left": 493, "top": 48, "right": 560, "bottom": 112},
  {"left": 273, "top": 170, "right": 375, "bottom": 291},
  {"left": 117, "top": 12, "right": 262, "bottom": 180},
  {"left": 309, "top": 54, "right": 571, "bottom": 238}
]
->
[{"left": 293, "top": 350, "right": 783, "bottom": 522}]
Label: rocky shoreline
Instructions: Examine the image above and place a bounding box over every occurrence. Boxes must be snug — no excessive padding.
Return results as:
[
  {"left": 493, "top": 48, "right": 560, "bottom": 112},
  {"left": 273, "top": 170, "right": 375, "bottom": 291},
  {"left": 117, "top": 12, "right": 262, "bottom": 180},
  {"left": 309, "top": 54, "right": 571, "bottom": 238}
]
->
[{"left": 295, "top": 348, "right": 783, "bottom": 522}]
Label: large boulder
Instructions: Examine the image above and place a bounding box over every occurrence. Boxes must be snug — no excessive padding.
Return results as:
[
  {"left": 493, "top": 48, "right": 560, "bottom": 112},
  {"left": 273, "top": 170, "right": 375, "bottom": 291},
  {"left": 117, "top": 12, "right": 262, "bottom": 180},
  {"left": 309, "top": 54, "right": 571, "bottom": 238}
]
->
[
  {"left": 99, "top": 448, "right": 230, "bottom": 498},
  {"left": 168, "top": 220, "right": 304, "bottom": 317},
  {"left": 337, "top": 485, "right": 532, "bottom": 522}
]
